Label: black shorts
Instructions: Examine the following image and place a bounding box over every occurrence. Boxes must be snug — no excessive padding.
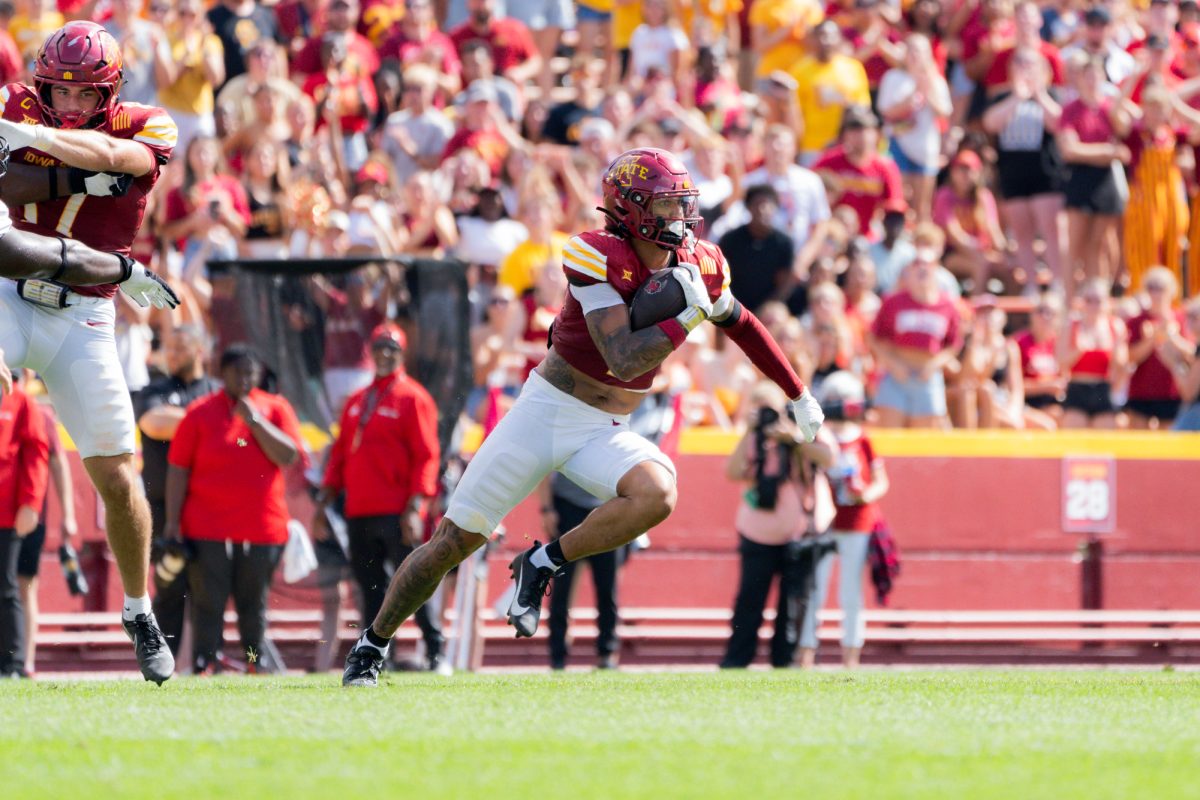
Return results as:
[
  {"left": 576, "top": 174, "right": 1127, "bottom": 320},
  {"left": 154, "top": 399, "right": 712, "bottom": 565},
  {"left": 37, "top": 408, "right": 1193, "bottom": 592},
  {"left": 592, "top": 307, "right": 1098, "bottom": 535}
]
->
[
  {"left": 1124, "top": 398, "right": 1181, "bottom": 421},
  {"left": 16, "top": 522, "right": 45, "bottom": 578},
  {"left": 1026, "top": 393, "right": 1061, "bottom": 410},
  {"left": 1064, "top": 381, "right": 1114, "bottom": 417},
  {"left": 1063, "top": 163, "right": 1125, "bottom": 215},
  {"left": 996, "top": 150, "right": 1059, "bottom": 200}
]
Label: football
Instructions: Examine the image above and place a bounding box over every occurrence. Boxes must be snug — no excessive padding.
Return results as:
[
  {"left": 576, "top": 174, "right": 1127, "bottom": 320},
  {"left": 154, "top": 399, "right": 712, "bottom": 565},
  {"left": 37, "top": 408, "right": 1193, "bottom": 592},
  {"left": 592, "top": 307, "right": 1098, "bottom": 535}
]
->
[{"left": 628, "top": 269, "right": 687, "bottom": 331}]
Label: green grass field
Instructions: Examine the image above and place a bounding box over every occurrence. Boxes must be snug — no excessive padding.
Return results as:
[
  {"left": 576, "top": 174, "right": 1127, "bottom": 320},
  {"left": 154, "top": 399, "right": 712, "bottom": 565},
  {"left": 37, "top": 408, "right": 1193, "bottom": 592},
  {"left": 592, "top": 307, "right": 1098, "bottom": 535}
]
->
[{"left": 1, "top": 670, "right": 1198, "bottom": 799}]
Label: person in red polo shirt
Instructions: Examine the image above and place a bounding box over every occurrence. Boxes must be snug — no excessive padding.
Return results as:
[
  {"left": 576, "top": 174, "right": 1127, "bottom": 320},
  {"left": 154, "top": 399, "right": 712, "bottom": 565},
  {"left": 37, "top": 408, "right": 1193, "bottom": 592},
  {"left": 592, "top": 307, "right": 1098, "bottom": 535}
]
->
[
  {"left": 165, "top": 344, "right": 304, "bottom": 675},
  {"left": 448, "top": 0, "right": 542, "bottom": 86},
  {"left": 1126, "top": 267, "right": 1194, "bottom": 428},
  {"left": 813, "top": 105, "right": 903, "bottom": 239},
  {"left": 313, "top": 323, "right": 447, "bottom": 672},
  {"left": 0, "top": 371, "right": 49, "bottom": 678}
]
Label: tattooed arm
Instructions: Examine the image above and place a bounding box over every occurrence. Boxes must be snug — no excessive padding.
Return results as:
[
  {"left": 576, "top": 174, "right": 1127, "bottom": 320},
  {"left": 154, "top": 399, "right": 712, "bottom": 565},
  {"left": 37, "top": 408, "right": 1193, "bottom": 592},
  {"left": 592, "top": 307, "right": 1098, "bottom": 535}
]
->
[{"left": 584, "top": 303, "right": 677, "bottom": 383}]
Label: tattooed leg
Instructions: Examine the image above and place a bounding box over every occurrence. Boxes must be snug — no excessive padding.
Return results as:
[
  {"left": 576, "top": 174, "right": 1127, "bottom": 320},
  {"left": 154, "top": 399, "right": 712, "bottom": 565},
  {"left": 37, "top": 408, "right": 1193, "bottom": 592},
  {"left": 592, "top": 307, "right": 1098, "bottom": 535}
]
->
[{"left": 371, "top": 519, "right": 486, "bottom": 638}]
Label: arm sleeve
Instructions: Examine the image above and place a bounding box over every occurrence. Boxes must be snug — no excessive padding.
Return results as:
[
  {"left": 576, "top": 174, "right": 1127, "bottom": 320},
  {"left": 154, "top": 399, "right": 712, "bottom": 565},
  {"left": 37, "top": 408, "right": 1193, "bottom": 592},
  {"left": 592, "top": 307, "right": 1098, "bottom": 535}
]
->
[
  {"left": 167, "top": 407, "right": 200, "bottom": 469},
  {"left": 723, "top": 304, "right": 807, "bottom": 399},
  {"left": 404, "top": 389, "right": 441, "bottom": 499},
  {"left": 569, "top": 282, "right": 624, "bottom": 313},
  {"left": 15, "top": 396, "right": 49, "bottom": 512}
]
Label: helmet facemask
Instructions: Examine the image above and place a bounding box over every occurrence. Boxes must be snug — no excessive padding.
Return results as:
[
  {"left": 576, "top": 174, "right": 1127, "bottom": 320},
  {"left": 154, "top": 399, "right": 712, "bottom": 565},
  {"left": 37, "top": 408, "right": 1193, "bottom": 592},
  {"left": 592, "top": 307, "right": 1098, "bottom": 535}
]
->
[{"left": 627, "top": 190, "right": 701, "bottom": 249}]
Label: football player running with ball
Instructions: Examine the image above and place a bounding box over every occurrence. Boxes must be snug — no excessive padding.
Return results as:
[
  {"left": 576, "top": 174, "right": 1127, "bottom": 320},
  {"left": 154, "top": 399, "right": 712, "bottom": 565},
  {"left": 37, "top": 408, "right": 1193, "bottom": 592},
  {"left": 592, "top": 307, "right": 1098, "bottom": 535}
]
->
[
  {"left": 342, "top": 148, "right": 823, "bottom": 686},
  {"left": 0, "top": 22, "right": 179, "bottom": 684}
]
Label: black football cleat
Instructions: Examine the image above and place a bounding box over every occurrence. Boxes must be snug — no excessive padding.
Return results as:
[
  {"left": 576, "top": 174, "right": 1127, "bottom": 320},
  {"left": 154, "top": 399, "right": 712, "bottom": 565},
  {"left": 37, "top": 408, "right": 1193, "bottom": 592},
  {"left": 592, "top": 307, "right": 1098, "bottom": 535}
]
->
[
  {"left": 122, "top": 612, "right": 174, "bottom": 685},
  {"left": 342, "top": 644, "right": 385, "bottom": 687},
  {"left": 506, "top": 543, "right": 555, "bottom": 638}
]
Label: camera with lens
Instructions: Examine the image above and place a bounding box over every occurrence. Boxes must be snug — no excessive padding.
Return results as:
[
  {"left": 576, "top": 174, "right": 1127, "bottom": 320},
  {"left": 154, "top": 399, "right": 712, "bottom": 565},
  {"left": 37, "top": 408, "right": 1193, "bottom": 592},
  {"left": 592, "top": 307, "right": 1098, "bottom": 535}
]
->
[{"left": 749, "top": 403, "right": 796, "bottom": 511}]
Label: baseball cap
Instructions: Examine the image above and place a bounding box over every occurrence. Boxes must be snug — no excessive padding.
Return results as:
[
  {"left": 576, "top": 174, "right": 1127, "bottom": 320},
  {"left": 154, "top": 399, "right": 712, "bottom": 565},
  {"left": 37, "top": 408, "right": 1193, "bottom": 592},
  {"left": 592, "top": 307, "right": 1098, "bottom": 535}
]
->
[
  {"left": 841, "top": 104, "right": 879, "bottom": 131},
  {"left": 370, "top": 322, "right": 407, "bottom": 350},
  {"left": 463, "top": 79, "right": 498, "bottom": 104},
  {"left": 1146, "top": 33, "right": 1171, "bottom": 50},
  {"left": 1083, "top": 6, "right": 1111, "bottom": 25},
  {"left": 355, "top": 161, "right": 389, "bottom": 186}
]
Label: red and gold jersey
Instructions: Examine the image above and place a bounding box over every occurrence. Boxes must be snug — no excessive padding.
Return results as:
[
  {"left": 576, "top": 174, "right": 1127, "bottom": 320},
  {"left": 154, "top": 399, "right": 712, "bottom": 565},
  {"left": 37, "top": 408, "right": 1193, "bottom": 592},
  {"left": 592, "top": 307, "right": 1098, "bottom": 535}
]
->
[
  {"left": 0, "top": 83, "right": 177, "bottom": 298},
  {"left": 551, "top": 229, "right": 733, "bottom": 391}
]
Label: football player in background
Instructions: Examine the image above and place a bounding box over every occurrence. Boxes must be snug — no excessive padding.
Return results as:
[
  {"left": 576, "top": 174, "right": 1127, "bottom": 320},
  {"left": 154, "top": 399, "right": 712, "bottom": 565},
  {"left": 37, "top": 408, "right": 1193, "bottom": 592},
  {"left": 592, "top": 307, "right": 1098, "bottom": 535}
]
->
[
  {"left": 342, "top": 148, "right": 825, "bottom": 686},
  {"left": 0, "top": 21, "right": 179, "bottom": 684}
]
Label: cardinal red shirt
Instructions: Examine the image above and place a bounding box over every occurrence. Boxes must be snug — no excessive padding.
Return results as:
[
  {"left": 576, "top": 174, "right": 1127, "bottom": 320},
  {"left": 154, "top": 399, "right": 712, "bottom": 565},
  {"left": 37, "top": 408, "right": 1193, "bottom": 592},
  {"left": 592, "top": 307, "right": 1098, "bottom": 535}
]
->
[
  {"left": 1015, "top": 330, "right": 1059, "bottom": 380},
  {"left": 1059, "top": 98, "right": 1118, "bottom": 144},
  {"left": 1127, "top": 309, "right": 1189, "bottom": 401},
  {"left": 0, "top": 83, "right": 175, "bottom": 298},
  {"left": 984, "top": 42, "right": 1064, "bottom": 89},
  {"left": 448, "top": 17, "right": 537, "bottom": 75},
  {"left": 871, "top": 289, "right": 961, "bottom": 355},
  {"left": 829, "top": 431, "right": 881, "bottom": 533},
  {"left": 379, "top": 28, "right": 462, "bottom": 77},
  {"left": 323, "top": 370, "right": 440, "bottom": 518},
  {"left": 169, "top": 389, "right": 304, "bottom": 546},
  {"left": 442, "top": 125, "right": 509, "bottom": 175},
  {"left": 812, "top": 145, "right": 903, "bottom": 238},
  {"left": 0, "top": 388, "right": 48, "bottom": 529}
]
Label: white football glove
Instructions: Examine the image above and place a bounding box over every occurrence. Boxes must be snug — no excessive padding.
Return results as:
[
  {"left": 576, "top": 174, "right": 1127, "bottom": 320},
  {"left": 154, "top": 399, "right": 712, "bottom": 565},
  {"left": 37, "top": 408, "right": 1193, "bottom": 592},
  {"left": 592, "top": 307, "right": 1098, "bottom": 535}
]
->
[
  {"left": 120, "top": 258, "right": 180, "bottom": 310},
  {"left": 670, "top": 262, "right": 713, "bottom": 333},
  {"left": 789, "top": 388, "right": 825, "bottom": 444},
  {"left": 0, "top": 117, "right": 54, "bottom": 152}
]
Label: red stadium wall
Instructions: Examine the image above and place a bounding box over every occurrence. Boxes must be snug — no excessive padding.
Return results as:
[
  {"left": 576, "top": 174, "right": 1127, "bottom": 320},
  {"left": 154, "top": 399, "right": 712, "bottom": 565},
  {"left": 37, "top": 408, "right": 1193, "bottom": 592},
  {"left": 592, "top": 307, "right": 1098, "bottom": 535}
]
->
[{"left": 33, "top": 431, "right": 1200, "bottom": 613}]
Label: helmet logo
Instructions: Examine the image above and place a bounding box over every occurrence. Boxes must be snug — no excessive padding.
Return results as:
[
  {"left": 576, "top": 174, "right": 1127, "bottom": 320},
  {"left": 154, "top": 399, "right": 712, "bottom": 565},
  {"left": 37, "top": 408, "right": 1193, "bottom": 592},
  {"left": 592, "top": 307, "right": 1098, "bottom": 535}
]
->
[
  {"left": 62, "top": 71, "right": 72, "bottom": 80},
  {"left": 609, "top": 155, "right": 651, "bottom": 184}
]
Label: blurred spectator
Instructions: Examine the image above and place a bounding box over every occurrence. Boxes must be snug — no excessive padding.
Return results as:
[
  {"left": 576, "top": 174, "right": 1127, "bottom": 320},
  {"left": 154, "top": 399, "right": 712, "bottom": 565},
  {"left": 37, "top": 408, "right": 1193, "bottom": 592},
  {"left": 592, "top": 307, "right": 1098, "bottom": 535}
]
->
[
  {"left": 801, "top": 283, "right": 856, "bottom": 393},
  {"left": 1057, "top": 56, "right": 1132, "bottom": 295},
  {"left": 217, "top": 40, "right": 304, "bottom": 129},
  {"left": 382, "top": 64, "right": 455, "bottom": 184},
  {"left": 791, "top": 21, "right": 870, "bottom": 164},
  {"left": 813, "top": 105, "right": 902, "bottom": 239},
  {"left": 1172, "top": 297, "right": 1200, "bottom": 431},
  {"left": 958, "top": 296, "right": 1026, "bottom": 428},
  {"left": 166, "top": 345, "right": 303, "bottom": 674},
  {"left": 869, "top": 201, "right": 915, "bottom": 294},
  {"left": 1122, "top": 88, "right": 1200, "bottom": 293},
  {"left": 980, "top": 47, "right": 1064, "bottom": 289},
  {"left": 308, "top": 270, "right": 390, "bottom": 414},
  {"left": 1014, "top": 291, "right": 1066, "bottom": 427},
  {"left": 456, "top": 38, "right": 523, "bottom": 122},
  {"left": 449, "top": 0, "right": 543, "bottom": 86},
  {"left": 1060, "top": 6, "right": 1134, "bottom": 91},
  {"left": 158, "top": 0, "right": 226, "bottom": 152},
  {"left": 0, "top": 371, "right": 48, "bottom": 678},
  {"left": 379, "top": 0, "right": 462, "bottom": 101},
  {"left": 749, "top": 0, "right": 823, "bottom": 79},
  {"left": 870, "top": 247, "right": 962, "bottom": 428},
  {"left": 934, "top": 148, "right": 1009, "bottom": 294},
  {"left": 984, "top": 2, "right": 1063, "bottom": 98},
  {"left": 574, "top": 1, "right": 613, "bottom": 85},
  {"left": 8, "top": 0, "right": 62, "bottom": 61},
  {"left": 16, "top": 391, "right": 76, "bottom": 678},
  {"left": 161, "top": 136, "right": 251, "bottom": 278},
  {"left": 1058, "top": 279, "right": 1128, "bottom": 429},
  {"left": 103, "top": 0, "right": 173, "bottom": 107},
  {"left": 0, "top": 4, "right": 22, "bottom": 87},
  {"left": 505, "top": 0, "right": 575, "bottom": 96},
  {"left": 313, "top": 324, "right": 447, "bottom": 672},
  {"left": 718, "top": 184, "right": 796, "bottom": 315},
  {"left": 455, "top": 185, "right": 529, "bottom": 276},
  {"left": 611, "top": 0, "right": 644, "bottom": 81},
  {"left": 239, "top": 140, "right": 293, "bottom": 259},
  {"left": 275, "top": 0, "right": 329, "bottom": 59},
  {"left": 627, "top": 0, "right": 689, "bottom": 89},
  {"left": 1125, "top": 268, "right": 1193, "bottom": 429},
  {"left": 136, "top": 326, "right": 220, "bottom": 660},
  {"left": 498, "top": 197, "right": 569, "bottom": 296},
  {"left": 207, "top": 0, "right": 282, "bottom": 87},
  {"left": 877, "top": 33, "right": 952, "bottom": 223},
  {"left": 799, "top": 371, "right": 886, "bottom": 670},
  {"left": 543, "top": 57, "right": 607, "bottom": 146},
  {"left": 720, "top": 381, "right": 834, "bottom": 670},
  {"left": 444, "top": 80, "right": 521, "bottom": 175},
  {"left": 300, "top": 31, "right": 380, "bottom": 171},
  {"left": 400, "top": 170, "right": 459, "bottom": 256}
]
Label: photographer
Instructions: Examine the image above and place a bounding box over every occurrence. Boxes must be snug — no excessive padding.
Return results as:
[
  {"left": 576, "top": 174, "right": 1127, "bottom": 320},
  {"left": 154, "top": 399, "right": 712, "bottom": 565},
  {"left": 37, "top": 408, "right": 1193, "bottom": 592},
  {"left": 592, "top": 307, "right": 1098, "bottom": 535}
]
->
[
  {"left": 720, "top": 382, "right": 834, "bottom": 670},
  {"left": 799, "top": 372, "right": 889, "bottom": 670}
]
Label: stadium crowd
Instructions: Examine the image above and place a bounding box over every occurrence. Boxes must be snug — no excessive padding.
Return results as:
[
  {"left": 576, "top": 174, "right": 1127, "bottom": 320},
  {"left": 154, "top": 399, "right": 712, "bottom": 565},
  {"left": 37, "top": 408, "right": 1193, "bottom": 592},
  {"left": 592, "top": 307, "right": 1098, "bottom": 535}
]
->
[
  {"left": 0, "top": 0, "right": 1195, "bottom": 433},
  {"left": 5, "top": 0, "right": 1200, "bottom": 675}
]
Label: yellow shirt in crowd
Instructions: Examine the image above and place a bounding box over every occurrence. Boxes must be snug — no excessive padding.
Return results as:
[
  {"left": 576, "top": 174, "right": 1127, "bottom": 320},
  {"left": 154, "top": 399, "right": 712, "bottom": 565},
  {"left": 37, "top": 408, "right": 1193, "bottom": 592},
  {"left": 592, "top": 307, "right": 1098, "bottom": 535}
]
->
[
  {"left": 749, "top": 0, "right": 823, "bottom": 76},
  {"left": 676, "top": 0, "right": 743, "bottom": 40},
  {"left": 790, "top": 53, "right": 870, "bottom": 153},
  {"left": 8, "top": 11, "right": 65, "bottom": 59},
  {"left": 158, "top": 31, "right": 224, "bottom": 116},
  {"left": 612, "top": 0, "right": 643, "bottom": 50},
  {"left": 499, "top": 232, "right": 571, "bottom": 296}
]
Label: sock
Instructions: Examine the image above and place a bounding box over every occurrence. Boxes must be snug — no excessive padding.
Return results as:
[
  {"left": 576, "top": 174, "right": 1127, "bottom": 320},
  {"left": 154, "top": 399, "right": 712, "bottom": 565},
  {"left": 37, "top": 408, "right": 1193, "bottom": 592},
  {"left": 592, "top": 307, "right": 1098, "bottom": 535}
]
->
[
  {"left": 359, "top": 627, "right": 391, "bottom": 656},
  {"left": 122, "top": 594, "right": 151, "bottom": 621},
  {"left": 530, "top": 540, "right": 567, "bottom": 571}
]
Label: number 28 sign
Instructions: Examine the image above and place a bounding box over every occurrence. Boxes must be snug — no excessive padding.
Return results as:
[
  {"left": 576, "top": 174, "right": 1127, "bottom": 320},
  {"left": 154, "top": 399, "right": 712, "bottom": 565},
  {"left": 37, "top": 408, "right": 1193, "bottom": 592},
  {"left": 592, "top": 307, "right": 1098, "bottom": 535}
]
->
[{"left": 1062, "top": 456, "right": 1116, "bottom": 534}]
